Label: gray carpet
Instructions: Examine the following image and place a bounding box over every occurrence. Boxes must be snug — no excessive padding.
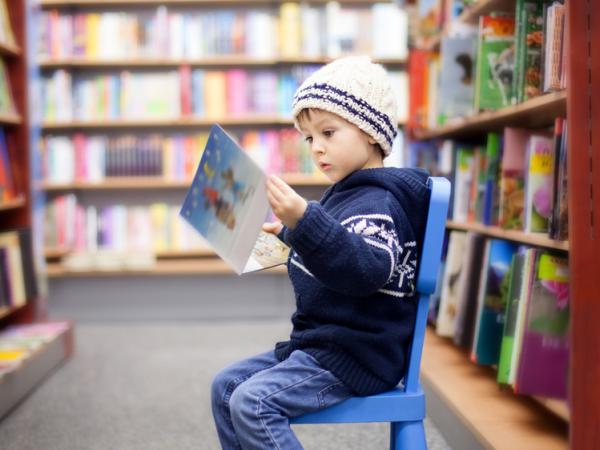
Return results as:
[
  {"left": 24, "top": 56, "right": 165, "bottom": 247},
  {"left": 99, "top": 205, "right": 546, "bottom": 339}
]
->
[{"left": 0, "top": 320, "right": 452, "bottom": 450}]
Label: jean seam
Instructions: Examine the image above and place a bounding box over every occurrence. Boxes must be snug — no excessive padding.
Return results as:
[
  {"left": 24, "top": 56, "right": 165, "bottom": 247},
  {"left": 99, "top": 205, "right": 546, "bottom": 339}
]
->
[
  {"left": 257, "top": 369, "right": 329, "bottom": 449},
  {"left": 317, "top": 381, "right": 345, "bottom": 408}
]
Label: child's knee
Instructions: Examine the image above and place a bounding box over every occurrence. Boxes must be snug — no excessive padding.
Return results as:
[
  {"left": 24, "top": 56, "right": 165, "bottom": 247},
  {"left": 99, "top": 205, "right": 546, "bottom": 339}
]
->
[
  {"left": 211, "top": 368, "right": 234, "bottom": 406},
  {"left": 228, "top": 382, "right": 257, "bottom": 424}
]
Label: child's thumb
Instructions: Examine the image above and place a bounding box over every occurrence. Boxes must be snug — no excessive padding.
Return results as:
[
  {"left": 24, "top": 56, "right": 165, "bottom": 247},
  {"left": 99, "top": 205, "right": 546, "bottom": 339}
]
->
[{"left": 262, "top": 221, "right": 283, "bottom": 234}]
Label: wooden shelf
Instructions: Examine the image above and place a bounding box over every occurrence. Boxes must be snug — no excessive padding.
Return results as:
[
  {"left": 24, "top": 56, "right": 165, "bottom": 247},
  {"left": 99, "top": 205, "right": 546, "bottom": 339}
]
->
[
  {"left": 39, "top": 56, "right": 406, "bottom": 69},
  {"left": 40, "top": 0, "right": 391, "bottom": 6},
  {"left": 446, "top": 220, "right": 569, "bottom": 251},
  {"left": 40, "top": 173, "right": 330, "bottom": 191},
  {"left": 0, "top": 112, "right": 22, "bottom": 126},
  {"left": 0, "top": 196, "right": 26, "bottom": 212},
  {"left": 41, "top": 116, "right": 294, "bottom": 130},
  {"left": 0, "top": 41, "right": 21, "bottom": 57},
  {"left": 45, "top": 258, "right": 287, "bottom": 277},
  {"left": 414, "top": 91, "right": 566, "bottom": 140},
  {"left": 0, "top": 324, "right": 74, "bottom": 420},
  {"left": 421, "top": 328, "right": 568, "bottom": 450},
  {"left": 44, "top": 247, "right": 217, "bottom": 259},
  {"left": 458, "top": 0, "right": 516, "bottom": 25}
]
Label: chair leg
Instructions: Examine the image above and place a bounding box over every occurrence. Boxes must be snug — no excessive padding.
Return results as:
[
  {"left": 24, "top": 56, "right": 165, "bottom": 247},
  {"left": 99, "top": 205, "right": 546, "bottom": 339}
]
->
[{"left": 389, "top": 420, "right": 427, "bottom": 450}]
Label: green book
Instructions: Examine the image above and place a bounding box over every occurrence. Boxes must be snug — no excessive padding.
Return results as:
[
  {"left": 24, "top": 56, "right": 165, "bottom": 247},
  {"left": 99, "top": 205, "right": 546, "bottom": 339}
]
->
[
  {"left": 474, "top": 15, "right": 516, "bottom": 111},
  {"left": 497, "top": 252, "right": 525, "bottom": 384}
]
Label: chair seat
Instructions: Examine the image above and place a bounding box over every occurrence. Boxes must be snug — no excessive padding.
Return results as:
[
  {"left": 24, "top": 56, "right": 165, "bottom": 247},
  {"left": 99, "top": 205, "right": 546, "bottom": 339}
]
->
[{"left": 291, "top": 386, "right": 425, "bottom": 424}]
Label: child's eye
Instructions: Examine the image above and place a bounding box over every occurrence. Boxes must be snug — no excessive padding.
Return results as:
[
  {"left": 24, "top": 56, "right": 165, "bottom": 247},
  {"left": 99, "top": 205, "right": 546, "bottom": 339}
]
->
[
  {"left": 323, "top": 130, "right": 334, "bottom": 137},
  {"left": 304, "top": 136, "right": 313, "bottom": 144}
]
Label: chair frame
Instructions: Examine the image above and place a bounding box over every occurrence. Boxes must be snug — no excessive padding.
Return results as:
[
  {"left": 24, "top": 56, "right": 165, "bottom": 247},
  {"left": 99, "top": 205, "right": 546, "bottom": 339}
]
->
[{"left": 291, "top": 177, "right": 451, "bottom": 450}]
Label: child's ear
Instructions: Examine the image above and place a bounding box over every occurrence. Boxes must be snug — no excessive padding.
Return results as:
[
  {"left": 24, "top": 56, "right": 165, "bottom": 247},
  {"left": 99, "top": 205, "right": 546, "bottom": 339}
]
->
[{"left": 367, "top": 137, "right": 377, "bottom": 145}]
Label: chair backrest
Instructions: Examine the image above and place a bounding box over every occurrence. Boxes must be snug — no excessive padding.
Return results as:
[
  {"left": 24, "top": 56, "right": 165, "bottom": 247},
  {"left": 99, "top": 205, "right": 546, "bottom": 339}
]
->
[{"left": 402, "top": 177, "right": 450, "bottom": 393}]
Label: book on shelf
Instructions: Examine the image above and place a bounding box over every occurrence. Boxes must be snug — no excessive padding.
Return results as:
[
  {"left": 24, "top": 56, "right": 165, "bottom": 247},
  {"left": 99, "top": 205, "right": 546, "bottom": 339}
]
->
[
  {"left": 481, "top": 132, "right": 502, "bottom": 226},
  {"left": 0, "top": 229, "right": 37, "bottom": 310},
  {"left": 542, "top": 1, "right": 566, "bottom": 93},
  {"left": 0, "top": 59, "right": 15, "bottom": 115},
  {"left": 0, "top": 128, "right": 16, "bottom": 203},
  {"left": 180, "top": 124, "right": 290, "bottom": 275},
  {"left": 524, "top": 132, "right": 554, "bottom": 234},
  {"left": 512, "top": 0, "right": 546, "bottom": 104},
  {"left": 474, "top": 15, "right": 516, "bottom": 111},
  {"left": 497, "top": 249, "right": 526, "bottom": 384},
  {"left": 436, "top": 230, "right": 467, "bottom": 337},
  {"left": 0, "top": 0, "right": 15, "bottom": 49},
  {"left": 437, "top": 34, "right": 476, "bottom": 124},
  {"left": 0, "top": 322, "right": 70, "bottom": 377},
  {"left": 498, "top": 127, "right": 532, "bottom": 230},
  {"left": 452, "top": 232, "right": 486, "bottom": 349},
  {"left": 470, "top": 239, "right": 518, "bottom": 365},
  {"left": 515, "top": 251, "right": 569, "bottom": 399},
  {"left": 549, "top": 120, "right": 568, "bottom": 240}
]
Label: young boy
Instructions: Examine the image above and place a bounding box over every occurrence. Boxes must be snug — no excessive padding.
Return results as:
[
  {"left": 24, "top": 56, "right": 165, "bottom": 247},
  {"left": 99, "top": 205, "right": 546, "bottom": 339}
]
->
[{"left": 211, "top": 56, "right": 431, "bottom": 450}]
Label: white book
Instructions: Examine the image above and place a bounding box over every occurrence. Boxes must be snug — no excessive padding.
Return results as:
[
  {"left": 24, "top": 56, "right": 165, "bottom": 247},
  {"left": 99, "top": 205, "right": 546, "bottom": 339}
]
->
[{"left": 372, "top": 4, "right": 408, "bottom": 59}]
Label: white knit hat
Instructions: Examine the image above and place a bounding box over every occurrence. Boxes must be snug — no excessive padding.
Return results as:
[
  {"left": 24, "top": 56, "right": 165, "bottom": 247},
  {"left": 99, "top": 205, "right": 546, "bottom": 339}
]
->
[{"left": 292, "top": 56, "right": 398, "bottom": 155}]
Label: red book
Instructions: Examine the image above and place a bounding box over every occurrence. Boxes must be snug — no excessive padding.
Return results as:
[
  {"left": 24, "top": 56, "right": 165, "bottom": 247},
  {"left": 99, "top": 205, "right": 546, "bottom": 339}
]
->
[{"left": 179, "top": 65, "right": 192, "bottom": 117}]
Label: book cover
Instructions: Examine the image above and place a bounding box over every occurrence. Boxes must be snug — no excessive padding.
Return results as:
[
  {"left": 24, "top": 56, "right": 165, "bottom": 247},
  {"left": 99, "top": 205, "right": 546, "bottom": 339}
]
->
[
  {"left": 436, "top": 231, "right": 467, "bottom": 337},
  {"left": 499, "top": 127, "right": 532, "bottom": 229},
  {"left": 516, "top": 252, "right": 569, "bottom": 399},
  {"left": 474, "top": 15, "right": 516, "bottom": 111},
  {"left": 452, "top": 146, "right": 475, "bottom": 223},
  {"left": 524, "top": 134, "right": 554, "bottom": 233},
  {"left": 553, "top": 123, "right": 568, "bottom": 240},
  {"left": 453, "top": 232, "right": 486, "bottom": 348},
  {"left": 180, "top": 125, "right": 290, "bottom": 275},
  {"left": 482, "top": 132, "right": 502, "bottom": 225},
  {"left": 471, "top": 239, "right": 518, "bottom": 365},
  {"left": 497, "top": 250, "right": 526, "bottom": 384},
  {"left": 437, "top": 35, "right": 476, "bottom": 124}
]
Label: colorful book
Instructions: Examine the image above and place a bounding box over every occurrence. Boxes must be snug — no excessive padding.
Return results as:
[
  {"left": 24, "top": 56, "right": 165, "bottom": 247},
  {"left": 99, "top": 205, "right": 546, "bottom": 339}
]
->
[
  {"left": 180, "top": 125, "right": 290, "bottom": 274},
  {"left": 499, "top": 127, "right": 532, "bottom": 229},
  {"left": 512, "top": 0, "right": 545, "bottom": 104},
  {"left": 453, "top": 232, "right": 486, "bottom": 348},
  {"left": 437, "top": 35, "right": 476, "bottom": 124},
  {"left": 497, "top": 251, "right": 523, "bottom": 383},
  {"left": 551, "top": 122, "right": 568, "bottom": 240},
  {"left": 524, "top": 134, "right": 554, "bottom": 233},
  {"left": 452, "top": 146, "right": 475, "bottom": 223},
  {"left": 515, "top": 252, "right": 569, "bottom": 399},
  {"left": 482, "top": 132, "right": 502, "bottom": 225},
  {"left": 436, "top": 231, "right": 467, "bottom": 337},
  {"left": 474, "top": 15, "right": 516, "bottom": 111},
  {"left": 471, "top": 239, "right": 518, "bottom": 365}
]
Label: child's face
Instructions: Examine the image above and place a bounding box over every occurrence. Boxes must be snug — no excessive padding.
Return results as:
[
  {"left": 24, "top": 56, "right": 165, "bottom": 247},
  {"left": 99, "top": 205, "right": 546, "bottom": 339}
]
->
[{"left": 298, "top": 109, "right": 383, "bottom": 183}]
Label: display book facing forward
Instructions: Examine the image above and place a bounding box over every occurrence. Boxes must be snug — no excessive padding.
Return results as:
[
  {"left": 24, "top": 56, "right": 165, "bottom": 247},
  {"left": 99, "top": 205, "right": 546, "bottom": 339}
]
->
[{"left": 180, "top": 124, "right": 290, "bottom": 275}]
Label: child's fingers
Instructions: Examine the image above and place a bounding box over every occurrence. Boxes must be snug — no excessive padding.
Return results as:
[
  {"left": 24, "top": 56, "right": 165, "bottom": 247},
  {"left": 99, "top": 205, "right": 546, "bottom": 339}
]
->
[
  {"left": 262, "top": 221, "right": 283, "bottom": 234},
  {"left": 269, "top": 174, "right": 295, "bottom": 195}
]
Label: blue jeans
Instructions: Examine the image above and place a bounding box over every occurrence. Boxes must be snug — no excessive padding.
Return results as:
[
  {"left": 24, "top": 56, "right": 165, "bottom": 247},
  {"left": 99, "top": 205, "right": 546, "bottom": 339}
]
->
[{"left": 211, "top": 349, "right": 353, "bottom": 450}]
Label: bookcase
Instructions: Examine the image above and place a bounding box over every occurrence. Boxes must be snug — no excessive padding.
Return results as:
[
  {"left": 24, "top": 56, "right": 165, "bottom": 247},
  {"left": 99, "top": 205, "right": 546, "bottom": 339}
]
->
[
  {"left": 35, "top": 0, "right": 408, "bottom": 279},
  {"left": 0, "top": 0, "right": 73, "bottom": 420},
  {"left": 408, "top": 0, "right": 599, "bottom": 448}
]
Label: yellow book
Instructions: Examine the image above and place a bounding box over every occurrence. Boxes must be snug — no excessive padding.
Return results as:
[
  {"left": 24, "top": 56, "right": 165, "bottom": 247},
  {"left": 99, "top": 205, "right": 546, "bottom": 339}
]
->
[
  {"left": 86, "top": 14, "right": 100, "bottom": 58},
  {"left": 0, "top": 348, "right": 26, "bottom": 362},
  {"left": 150, "top": 203, "right": 169, "bottom": 252},
  {"left": 279, "top": 2, "right": 301, "bottom": 57},
  {"left": 203, "top": 71, "right": 226, "bottom": 119}
]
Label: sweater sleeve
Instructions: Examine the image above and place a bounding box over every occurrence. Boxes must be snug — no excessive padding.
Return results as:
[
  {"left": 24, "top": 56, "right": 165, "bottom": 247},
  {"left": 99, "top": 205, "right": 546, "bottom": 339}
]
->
[{"left": 286, "top": 196, "right": 404, "bottom": 296}]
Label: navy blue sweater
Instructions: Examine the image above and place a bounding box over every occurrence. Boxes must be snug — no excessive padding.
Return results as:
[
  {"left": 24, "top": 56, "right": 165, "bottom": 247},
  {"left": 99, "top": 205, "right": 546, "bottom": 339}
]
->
[{"left": 274, "top": 167, "right": 431, "bottom": 396}]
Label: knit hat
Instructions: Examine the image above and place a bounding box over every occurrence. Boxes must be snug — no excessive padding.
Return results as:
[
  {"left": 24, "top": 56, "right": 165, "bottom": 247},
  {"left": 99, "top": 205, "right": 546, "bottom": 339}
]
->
[{"left": 292, "top": 56, "right": 398, "bottom": 156}]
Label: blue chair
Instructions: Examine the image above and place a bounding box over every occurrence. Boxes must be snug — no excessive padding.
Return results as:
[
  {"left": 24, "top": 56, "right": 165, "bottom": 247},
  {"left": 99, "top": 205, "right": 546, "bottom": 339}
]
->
[{"left": 291, "top": 177, "right": 451, "bottom": 450}]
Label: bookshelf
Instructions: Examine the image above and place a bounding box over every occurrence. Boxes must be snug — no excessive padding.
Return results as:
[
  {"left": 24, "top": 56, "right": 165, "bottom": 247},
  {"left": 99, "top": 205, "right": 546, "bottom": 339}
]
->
[
  {"left": 446, "top": 220, "right": 569, "bottom": 252},
  {"left": 37, "top": 0, "right": 409, "bottom": 278},
  {"left": 410, "top": 1, "right": 600, "bottom": 448},
  {"left": 0, "top": 0, "right": 73, "bottom": 421},
  {"left": 414, "top": 90, "right": 566, "bottom": 140}
]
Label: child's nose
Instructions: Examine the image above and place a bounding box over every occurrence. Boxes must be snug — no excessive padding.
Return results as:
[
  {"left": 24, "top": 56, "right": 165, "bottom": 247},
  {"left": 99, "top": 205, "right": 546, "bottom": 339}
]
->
[{"left": 311, "top": 139, "right": 325, "bottom": 154}]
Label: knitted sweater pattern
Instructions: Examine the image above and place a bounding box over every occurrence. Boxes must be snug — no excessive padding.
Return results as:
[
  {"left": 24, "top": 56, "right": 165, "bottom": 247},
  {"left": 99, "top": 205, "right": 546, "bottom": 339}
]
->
[{"left": 274, "top": 167, "right": 430, "bottom": 396}]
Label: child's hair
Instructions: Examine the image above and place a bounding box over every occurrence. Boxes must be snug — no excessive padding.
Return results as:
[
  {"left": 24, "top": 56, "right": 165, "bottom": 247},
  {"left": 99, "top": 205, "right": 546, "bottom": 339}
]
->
[
  {"left": 296, "top": 107, "right": 386, "bottom": 159},
  {"left": 291, "top": 56, "right": 399, "bottom": 157}
]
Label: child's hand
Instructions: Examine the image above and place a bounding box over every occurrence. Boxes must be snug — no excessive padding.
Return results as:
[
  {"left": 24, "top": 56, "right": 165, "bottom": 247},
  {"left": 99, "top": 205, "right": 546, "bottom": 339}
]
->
[
  {"left": 262, "top": 221, "right": 283, "bottom": 235},
  {"left": 266, "top": 175, "right": 307, "bottom": 230}
]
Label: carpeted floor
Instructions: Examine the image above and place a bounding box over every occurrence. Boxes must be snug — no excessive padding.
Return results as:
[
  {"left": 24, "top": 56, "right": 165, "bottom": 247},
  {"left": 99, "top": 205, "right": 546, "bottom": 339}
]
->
[{"left": 0, "top": 320, "right": 452, "bottom": 450}]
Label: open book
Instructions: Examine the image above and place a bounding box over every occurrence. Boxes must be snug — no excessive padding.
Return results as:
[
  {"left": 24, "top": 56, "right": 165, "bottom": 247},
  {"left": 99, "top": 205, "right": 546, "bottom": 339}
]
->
[{"left": 180, "top": 124, "right": 290, "bottom": 274}]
